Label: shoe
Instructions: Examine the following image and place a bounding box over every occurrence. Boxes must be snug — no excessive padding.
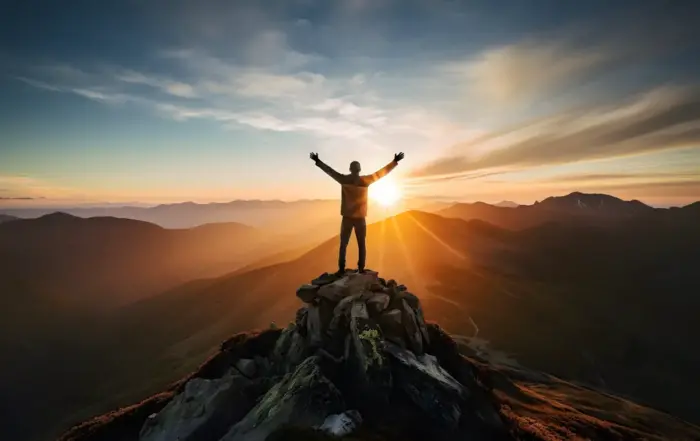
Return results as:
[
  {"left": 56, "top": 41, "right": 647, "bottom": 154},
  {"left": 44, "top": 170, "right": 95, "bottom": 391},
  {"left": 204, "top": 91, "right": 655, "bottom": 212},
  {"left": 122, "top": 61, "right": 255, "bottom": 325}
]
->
[{"left": 334, "top": 269, "right": 346, "bottom": 277}]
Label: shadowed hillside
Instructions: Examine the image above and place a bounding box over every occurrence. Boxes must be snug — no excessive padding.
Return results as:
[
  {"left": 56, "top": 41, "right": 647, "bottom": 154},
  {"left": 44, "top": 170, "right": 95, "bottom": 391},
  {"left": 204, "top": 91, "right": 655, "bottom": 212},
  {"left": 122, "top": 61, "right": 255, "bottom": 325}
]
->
[
  {"left": 58, "top": 272, "right": 700, "bottom": 441},
  {"left": 23, "top": 209, "right": 696, "bottom": 440},
  {"left": 4, "top": 205, "right": 699, "bottom": 441},
  {"left": 0, "top": 213, "right": 17, "bottom": 223},
  {"left": 0, "top": 213, "right": 275, "bottom": 313}
]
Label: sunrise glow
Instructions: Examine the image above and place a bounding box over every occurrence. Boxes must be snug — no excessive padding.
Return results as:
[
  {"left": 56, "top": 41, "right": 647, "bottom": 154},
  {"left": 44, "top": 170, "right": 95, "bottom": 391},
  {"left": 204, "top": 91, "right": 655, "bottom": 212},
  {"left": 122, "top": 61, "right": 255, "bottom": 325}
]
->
[{"left": 370, "top": 178, "right": 402, "bottom": 207}]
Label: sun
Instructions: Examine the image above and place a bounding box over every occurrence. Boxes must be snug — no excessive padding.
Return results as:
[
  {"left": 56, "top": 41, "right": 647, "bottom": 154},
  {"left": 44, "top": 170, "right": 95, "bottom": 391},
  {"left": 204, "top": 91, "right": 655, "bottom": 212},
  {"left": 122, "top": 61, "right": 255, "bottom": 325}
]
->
[{"left": 370, "top": 178, "right": 402, "bottom": 207}]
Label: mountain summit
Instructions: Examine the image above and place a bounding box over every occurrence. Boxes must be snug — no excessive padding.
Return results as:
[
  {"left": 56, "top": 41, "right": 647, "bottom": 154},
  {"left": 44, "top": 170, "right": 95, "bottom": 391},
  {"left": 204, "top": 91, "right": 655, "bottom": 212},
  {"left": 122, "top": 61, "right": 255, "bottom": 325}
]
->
[{"left": 59, "top": 271, "right": 700, "bottom": 441}]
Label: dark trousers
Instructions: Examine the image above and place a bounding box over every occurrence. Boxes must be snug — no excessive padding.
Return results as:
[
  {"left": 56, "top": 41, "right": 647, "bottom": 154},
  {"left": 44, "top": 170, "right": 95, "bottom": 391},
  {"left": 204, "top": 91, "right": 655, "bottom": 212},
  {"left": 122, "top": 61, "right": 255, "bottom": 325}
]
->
[{"left": 339, "top": 216, "right": 366, "bottom": 271}]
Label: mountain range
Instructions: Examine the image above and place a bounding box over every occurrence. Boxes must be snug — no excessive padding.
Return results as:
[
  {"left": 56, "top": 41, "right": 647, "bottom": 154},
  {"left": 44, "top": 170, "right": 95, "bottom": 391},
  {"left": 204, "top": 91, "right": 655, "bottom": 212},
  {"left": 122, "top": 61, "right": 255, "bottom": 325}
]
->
[
  {"left": 0, "top": 198, "right": 450, "bottom": 230},
  {"left": 1, "top": 192, "right": 698, "bottom": 441},
  {"left": 0, "top": 213, "right": 17, "bottom": 223}
]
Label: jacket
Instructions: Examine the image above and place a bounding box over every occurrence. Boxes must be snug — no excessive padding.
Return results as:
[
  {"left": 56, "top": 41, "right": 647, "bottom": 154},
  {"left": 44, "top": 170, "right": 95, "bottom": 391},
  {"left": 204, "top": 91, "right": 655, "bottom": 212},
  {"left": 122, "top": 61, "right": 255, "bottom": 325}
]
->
[{"left": 315, "top": 159, "right": 398, "bottom": 218}]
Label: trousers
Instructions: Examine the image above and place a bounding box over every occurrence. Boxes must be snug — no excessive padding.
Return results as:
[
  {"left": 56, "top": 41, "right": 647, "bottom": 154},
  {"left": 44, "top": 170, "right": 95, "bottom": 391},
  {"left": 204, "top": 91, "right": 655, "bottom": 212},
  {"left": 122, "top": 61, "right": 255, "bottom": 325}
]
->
[{"left": 339, "top": 216, "right": 366, "bottom": 271}]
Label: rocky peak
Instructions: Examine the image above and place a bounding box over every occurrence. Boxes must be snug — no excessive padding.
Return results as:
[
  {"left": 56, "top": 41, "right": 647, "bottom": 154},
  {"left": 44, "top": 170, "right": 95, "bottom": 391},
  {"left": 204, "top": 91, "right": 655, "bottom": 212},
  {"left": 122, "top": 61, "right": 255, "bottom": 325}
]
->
[{"left": 130, "top": 271, "right": 506, "bottom": 441}]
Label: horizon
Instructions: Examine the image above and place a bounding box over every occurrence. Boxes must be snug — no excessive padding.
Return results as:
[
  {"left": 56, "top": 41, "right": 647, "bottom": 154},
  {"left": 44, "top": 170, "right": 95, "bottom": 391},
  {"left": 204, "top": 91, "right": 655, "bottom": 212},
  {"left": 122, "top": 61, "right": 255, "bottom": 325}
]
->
[
  {"left": 0, "top": 190, "right": 694, "bottom": 212},
  {"left": 2, "top": 1, "right": 700, "bottom": 208}
]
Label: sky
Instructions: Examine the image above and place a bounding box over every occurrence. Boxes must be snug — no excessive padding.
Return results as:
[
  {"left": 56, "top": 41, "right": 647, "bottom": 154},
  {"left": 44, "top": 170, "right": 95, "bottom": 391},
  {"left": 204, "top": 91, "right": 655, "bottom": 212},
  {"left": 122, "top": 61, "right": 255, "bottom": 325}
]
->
[{"left": 1, "top": 0, "right": 700, "bottom": 207}]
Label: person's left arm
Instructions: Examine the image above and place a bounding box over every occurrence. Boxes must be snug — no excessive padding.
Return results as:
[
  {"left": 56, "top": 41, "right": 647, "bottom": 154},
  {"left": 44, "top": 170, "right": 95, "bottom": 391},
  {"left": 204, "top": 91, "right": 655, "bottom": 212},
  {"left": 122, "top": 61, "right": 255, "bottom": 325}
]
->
[{"left": 366, "top": 152, "right": 404, "bottom": 184}]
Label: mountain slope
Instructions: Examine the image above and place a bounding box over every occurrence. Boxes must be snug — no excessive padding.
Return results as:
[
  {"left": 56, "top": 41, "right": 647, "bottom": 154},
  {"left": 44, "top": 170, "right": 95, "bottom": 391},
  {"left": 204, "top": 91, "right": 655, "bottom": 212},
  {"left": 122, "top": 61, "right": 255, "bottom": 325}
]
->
[
  {"left": 0, "top": 213, "right": 17, "bottom": 223},
  {"left": 58, "top": 273, "right": 700, "bottom": 441},
  {"left": 8, "top": 208, "right": 700, "bottom": 441},
  {"left": 48, "top": 210, "right": 699, "bottom": 434},
  {"left": 0, "top": 213, "right": 273, "bottom": 311}
]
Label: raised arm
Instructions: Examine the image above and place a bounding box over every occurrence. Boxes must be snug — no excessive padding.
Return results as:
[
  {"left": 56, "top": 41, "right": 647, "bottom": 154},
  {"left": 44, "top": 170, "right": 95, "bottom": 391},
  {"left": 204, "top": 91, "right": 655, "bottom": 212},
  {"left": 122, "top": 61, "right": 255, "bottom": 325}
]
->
[
  {"left": 310, "top": 152, "right": 344, "bottom": 183},
  {"left": 366, "top": 152, "right": 404, "bottom": 184}
]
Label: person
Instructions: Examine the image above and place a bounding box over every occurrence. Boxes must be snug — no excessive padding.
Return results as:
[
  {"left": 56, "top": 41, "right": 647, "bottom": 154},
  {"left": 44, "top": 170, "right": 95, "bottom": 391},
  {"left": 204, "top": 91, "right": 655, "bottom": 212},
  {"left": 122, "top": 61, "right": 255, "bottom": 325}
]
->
[{"left": 310, "top": 151, "right": 404, "bottom": 275}]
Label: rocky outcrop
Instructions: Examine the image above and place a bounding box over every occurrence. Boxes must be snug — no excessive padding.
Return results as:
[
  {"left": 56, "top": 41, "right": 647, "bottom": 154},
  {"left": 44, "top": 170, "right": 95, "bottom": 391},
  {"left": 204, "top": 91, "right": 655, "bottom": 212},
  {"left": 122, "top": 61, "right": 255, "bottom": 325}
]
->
[
  {"left": 58, "top": 270, "right": 700, "bottom": 441},
  {"left": 60, "top": 271, "right": 509, "bottom": 441}
]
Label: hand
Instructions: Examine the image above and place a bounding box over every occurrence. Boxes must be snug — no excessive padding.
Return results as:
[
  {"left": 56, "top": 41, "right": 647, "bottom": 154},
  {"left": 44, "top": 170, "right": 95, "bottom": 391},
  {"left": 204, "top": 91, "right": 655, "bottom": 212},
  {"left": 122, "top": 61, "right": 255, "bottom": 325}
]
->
[
  {"left": 310, "top": 152, "right": 319, "bottom": 162},
  {"left": 394, "top": 152, "right": 405, "bottom": 163}
]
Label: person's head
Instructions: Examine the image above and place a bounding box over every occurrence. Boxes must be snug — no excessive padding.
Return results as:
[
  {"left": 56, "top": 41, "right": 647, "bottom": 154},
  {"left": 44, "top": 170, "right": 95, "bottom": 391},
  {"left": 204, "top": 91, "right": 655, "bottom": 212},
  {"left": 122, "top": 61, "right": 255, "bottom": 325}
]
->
[{"left": 349, "top": 161, "right": 361, "bottom": 174}]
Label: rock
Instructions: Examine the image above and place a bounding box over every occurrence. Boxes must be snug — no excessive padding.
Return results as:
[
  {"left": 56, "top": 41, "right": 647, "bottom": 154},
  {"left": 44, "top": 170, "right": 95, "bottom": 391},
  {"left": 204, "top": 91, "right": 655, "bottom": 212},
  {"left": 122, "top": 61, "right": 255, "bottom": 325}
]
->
[
  {"left": 235, "top": 358, "right": 256, "bottom": 378},
  {"left": 311, "top": 272, "right": 339, "bottom": 286},
  {"left": 220, "top": 356, "right": 344, "bottom": 441},
  {"left": 328, "top": 293, "right": 360, "bottom": 332},
  {"left": 295, "top": 307, "right": 308, "bottom": 336},
  {"left": 296, "top": 284, "right": 319, "bottom": 303},
  {"left": 140, "top": 371, "right": 264, "bottom": 441},
  {"left": 349, "top": 301, "right": 391, "bottom": 404},
  {"left": 271, "top": 325, "right": 307, "bottom": 373},
  {"left": 253, "top": 356, "right": 272, "bottom": 377},
  {"left": 317, "top": 410, "right": 362, "bottom": 436},
  {"left": 366, "top": 293, "right": 390, "bottom": 314},
  {"left": 401, "top": 299, "right": 424, "bottom": 355},
  {"left": 361, "top": 269, "right": 379, "bottom": 276},
  {"left": 369, "top": 281, "right": 384, "bottom": 291},
  {"left": 413, "top": 304, "right": 431, "bottom": 346},
  {"left": 397, "top": 284, "right": 408, "bottom": 291},
  {"left": 350, "top": 300, "right": 369, "bottom": 320},
  {"left": 385, "top": 342, "right": 465, "bottom": 430},
  {"left": 398, "top": 291, "right": 420, "bottom": 309},
  {"left": 317, "top": 273, "right": 377, "bottom": 302},
  {"left": 377, "top": 309, "right": 405, "bottom": 347},
  {"left": 307, "top": 305, "right": 323, "bottom": 346}
]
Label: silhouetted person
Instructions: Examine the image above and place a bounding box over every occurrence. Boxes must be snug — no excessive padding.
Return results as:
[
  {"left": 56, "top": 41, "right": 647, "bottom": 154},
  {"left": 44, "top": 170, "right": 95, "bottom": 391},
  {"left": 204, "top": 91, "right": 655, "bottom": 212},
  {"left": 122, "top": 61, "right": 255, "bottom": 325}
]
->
[{"left": 310, "top": 152, "right": 404, "bottom": 274}]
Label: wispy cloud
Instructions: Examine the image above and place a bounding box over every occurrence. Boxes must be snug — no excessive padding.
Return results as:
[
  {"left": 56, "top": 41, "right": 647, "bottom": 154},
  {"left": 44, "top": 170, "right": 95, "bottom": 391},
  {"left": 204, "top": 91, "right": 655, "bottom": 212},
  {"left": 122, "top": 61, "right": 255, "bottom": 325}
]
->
[
  {"left": 410, "top": 85, "right": 700, "bottom": 180},
  {"left": 445, "top": 40, "right": 609, "bottom": 105},
  {"left": 116, "top": 70, "right": 197, "bottom": 98},
  {"left": 17, "top": 40, "right": 452, "bottom": 144}
]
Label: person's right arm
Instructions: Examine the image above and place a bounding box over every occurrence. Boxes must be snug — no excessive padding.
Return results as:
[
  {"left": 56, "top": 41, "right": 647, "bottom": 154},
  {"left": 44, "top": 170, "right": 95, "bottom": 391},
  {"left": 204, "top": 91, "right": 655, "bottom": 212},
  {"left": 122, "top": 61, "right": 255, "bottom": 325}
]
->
[{"left": 310, "top": 152, "right": 344, "bottom": 183}]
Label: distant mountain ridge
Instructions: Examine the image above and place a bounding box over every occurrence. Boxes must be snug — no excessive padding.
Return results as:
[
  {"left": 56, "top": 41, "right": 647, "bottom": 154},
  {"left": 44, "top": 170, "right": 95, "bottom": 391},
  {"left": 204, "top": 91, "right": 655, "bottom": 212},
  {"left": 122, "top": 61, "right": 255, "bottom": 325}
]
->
[
  {"left": 0, "top": 214, "right": 17, "bottom": 223},
  {"left": 440, "top": 191, "right": 696, "bottom": 229},
  {"left": 0, "top": 198, "right": 448, "bottom": 230},
  {"left": 0, "top": 212, "right": 270, "bottom": 311}
]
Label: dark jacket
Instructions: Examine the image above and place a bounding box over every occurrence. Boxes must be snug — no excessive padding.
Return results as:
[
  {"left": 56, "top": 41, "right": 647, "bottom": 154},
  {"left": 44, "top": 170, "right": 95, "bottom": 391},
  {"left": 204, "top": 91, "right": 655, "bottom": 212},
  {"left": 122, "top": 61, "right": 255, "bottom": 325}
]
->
[{"left": 315, "top": 159, "right": 398, "bottom": 218}]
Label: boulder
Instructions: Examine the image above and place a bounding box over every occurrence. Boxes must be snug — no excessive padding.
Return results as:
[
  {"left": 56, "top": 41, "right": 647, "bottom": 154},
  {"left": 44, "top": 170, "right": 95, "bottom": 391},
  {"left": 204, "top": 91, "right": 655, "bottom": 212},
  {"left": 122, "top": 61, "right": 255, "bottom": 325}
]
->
[
  {"left": 220, "top": 356, "right": 344, "bottom": 441},
  {"left": 295, "top": 307, "right": 308, "bottom": 336},
  {"left": 349, "top": 301, "right": 392, "bottom": 403},
  {"left": 311, "top": 272, "right": 339, "bottom": 286},
  {"left": 366, "top": 293, "right": 390, "bottom": 315},
  {"left": 296, "top": 284, "right": 319, "bottom": 303},
  {"left": 306, "top": 305, "right": 323, "bottom": 347},
  {"left": 384, "top": 342, "right": 465, "bottom": 430},
  {"left": 377, "top": 309, "right": 405, "bottom": 347},
  {"left": 317, "top": 410, "right": 362, "bottom": 436},
  {"left": 271, "top": 325, "right": 307, "bottom": 373},
  {"left": 140, "top": 371, "right": 265, "bottom": 441},
  {"left": 317, "top": 273, "right": 377, "bottom": 302},
  {"left": 397, "top": 291, "right": 420, "bottom": 309},
  {"left": 328, "top": 293, "right": 360, "bottom": 332},
  {"left": 235, "top": 358, "right": 256, "bottom": 378},
  {"left": 414, "top": 304, "right": 431, "bottom": 346},
  {"left": 401, "top": 299, "right": 424, "bottom": 355}
]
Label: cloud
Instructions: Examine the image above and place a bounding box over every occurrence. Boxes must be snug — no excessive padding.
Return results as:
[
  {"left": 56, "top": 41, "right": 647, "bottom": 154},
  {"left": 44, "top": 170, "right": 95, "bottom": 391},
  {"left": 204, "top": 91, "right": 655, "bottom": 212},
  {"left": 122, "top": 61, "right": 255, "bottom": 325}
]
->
[
  {"left": 446, "top": 40, "right": 609, "bottom": 105},
  {"left": 410, "top": 85, "right": 700, "bottom": 180},
  {"left": 17, "top": 76, "right": 140, "bottom": 105},
  {"left": 116, "top": 70, "right": 197, "bottom": 98},
  {"left": 0, "top": 175, "right": 78, "bottom": 200}
]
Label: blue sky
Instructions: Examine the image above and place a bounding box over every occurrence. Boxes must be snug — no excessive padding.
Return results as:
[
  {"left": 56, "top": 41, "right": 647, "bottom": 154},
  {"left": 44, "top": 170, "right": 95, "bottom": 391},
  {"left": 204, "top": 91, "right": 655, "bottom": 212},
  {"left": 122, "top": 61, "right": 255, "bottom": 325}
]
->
[{"left": 1, "top": 0, "right": 699, "bottom": 206}]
